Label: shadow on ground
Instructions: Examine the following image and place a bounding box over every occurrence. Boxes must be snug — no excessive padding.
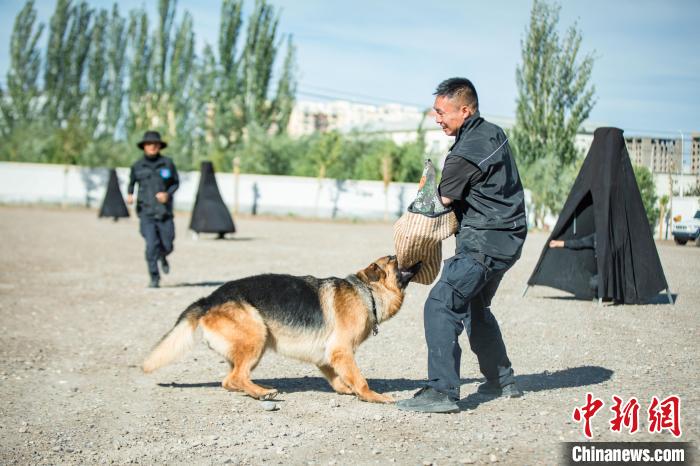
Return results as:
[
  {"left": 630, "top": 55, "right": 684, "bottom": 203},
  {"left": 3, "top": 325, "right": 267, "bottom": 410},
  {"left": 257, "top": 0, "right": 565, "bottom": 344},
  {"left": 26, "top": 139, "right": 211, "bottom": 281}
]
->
[
  {"left": 538, "top": 294, "right": 677, "bottom": 306},
  {"left": 193, "top": 235, "right": 255, "bottom": 241},
  {"left": 169, "top": 281, "right": 227, "bottom": 287},
  {"left": 157, "top": 365, "right": 613, "bottom": 412},
  {"left": 157, "top": 377, "right": 480, "bottom": 393},
  {"left": 457, "top": 365, "right": 614, "bottom": 410},
  {"left": 645, "top": 293, "right": 678, "bottom": 305}
]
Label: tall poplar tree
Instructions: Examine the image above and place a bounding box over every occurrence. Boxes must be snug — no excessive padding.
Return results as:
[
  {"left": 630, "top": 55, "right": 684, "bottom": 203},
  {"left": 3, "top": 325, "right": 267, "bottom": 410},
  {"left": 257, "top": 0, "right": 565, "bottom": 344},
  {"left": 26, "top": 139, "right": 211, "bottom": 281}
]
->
[
  {"left": 212, "top": 0, "right": 244, "bottom": 150},
  {"left": 85, "top": 9, "right": 108, "bottom": 136},
  {"left": 126, "top": 8, "right": 152, "bottom": 136},
  {"left": 511, "top": 0, "right": 596, "bottom": 226},
  {"left": 43, "top": 0, "right": 72, "bottom": 123},
  {"left": 105, "top": 4, "right": 127, "bottom": 135},
  {"left": 0, "top": 0, "right": 44, "bottom": 132}
]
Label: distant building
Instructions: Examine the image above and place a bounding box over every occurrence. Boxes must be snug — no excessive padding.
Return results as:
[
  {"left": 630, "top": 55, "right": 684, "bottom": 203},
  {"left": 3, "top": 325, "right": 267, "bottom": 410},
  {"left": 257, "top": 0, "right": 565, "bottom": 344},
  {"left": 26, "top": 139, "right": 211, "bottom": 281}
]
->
[
  {"left": 287, "top": 100, "right": 425, "bottom": 137},
  {"left": 691, "top": 133, "right": 700, "bottom": 176},
  {"left": 624, "top": 136, "right": 682, "bottom": 174}
]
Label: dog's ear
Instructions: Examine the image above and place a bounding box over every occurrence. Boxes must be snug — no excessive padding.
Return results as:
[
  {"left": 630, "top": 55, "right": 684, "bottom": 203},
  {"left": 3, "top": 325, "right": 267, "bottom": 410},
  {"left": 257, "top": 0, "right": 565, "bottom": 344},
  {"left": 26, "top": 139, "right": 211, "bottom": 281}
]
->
[{"left": 359, "top": 263, "right": 384, "bottom": 283}]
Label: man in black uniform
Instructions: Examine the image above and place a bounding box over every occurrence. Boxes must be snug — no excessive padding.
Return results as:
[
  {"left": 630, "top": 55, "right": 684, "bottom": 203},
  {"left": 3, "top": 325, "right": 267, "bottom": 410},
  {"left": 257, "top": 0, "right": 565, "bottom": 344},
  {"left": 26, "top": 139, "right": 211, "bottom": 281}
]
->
[
  {"left": 397, "top": 78, "right": 527, "bottom": 413},
  {"left": 127, "top": 131, "right": 179, "bottom": 288}
]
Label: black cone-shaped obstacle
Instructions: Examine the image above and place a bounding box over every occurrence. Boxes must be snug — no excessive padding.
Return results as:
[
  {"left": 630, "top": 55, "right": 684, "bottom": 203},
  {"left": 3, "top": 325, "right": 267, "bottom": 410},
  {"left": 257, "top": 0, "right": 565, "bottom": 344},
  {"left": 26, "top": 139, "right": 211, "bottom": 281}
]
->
[
  {"left": 98, "top": 168, "right": 129, "bottom": 221},
  {"left": 189, "top": 161, "right": 236, "bottom": 236},
  {"left": 526, "top": 127, "right": 671, "bottom": 304}
]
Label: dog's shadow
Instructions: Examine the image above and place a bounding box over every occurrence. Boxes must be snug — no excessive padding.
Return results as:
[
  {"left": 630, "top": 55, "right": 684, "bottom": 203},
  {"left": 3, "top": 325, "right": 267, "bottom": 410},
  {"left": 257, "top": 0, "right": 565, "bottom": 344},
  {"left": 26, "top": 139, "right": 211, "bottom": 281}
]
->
[
  {"left": 158, "top": 365, "right": 613, "bottom": 411},
  {"left": 157, "top": 377, "right": 459, "bottom": 393}
]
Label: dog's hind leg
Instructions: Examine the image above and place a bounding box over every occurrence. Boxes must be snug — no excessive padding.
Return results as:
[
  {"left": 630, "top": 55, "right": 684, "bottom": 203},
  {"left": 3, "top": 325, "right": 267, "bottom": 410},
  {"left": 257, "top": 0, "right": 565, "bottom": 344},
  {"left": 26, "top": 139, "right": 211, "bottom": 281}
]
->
[
  {"left": 201, "top": 303, "right": 278, "bottom": 400},
  {"left": 328, "top": 348, "right": 394, "bottom": 403},
  {"left": 318, "top": 364, "right": 353, "bottom": 395},
  {"left": 223, "top": 350, "right": 277, "bottom": 400}
]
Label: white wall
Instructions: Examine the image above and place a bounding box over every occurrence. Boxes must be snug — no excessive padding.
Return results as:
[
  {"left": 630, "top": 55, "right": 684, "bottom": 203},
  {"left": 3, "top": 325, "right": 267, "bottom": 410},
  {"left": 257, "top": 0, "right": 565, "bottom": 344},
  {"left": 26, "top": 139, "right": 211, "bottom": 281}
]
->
[
  {"left": 0, "top": 162, "right": 422, "bottom": 221},
  {"left": 653, "top": 172, "right": 699, "bottom": 198}
]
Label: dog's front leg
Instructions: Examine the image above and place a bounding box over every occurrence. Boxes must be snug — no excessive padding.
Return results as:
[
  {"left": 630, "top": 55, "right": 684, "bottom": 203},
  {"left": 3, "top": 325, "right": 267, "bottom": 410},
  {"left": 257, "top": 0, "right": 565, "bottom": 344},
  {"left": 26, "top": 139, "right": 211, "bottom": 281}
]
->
[{"left": 328, "top": 349, "right": 394, "bottom": 403}]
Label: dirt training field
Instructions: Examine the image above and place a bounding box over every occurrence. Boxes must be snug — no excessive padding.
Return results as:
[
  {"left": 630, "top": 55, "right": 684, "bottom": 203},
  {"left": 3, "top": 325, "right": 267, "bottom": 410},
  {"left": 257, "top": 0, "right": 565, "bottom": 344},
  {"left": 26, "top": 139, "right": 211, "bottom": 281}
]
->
[{"left": 0, "top": 206, "right": 697, "bottom": 465}]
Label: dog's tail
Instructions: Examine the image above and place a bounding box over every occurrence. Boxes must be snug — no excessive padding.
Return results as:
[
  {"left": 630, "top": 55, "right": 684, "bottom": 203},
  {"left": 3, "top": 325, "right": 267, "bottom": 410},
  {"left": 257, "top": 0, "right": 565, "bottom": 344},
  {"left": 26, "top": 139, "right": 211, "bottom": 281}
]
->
[{"left": 142, "top": 299, "right": 208, "bottom": 373}]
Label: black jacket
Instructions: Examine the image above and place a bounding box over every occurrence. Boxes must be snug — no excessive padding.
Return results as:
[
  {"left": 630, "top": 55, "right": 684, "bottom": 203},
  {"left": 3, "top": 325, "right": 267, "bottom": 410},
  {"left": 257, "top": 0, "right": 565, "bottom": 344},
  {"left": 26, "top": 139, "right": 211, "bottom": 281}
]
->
[
  {"left": 128, "top": 154, "right": 179, "bottom": 219},
  {"left": 448, "top": 112, "right": 527, "bottom": 260},
  {"left": 564, "top": 233, "right": 596, "bottom": 250}
]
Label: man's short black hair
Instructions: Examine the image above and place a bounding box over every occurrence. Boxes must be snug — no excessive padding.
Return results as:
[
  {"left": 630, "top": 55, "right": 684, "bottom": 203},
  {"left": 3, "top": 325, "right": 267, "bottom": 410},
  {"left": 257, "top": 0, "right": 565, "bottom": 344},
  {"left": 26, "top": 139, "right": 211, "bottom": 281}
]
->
[{"left": 434, "top": 77, "right": 479, "bottom": 110}]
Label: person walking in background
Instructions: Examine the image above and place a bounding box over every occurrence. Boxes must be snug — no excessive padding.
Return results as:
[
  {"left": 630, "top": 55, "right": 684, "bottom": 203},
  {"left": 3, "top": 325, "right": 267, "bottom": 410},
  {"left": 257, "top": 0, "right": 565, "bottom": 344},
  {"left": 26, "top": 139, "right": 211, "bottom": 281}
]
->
[
  {"left": 397, "top": 78, "right": 527, "bottom": 413},
  {"left": 127, "top": 131, "right": 179, "bottom": 288}
]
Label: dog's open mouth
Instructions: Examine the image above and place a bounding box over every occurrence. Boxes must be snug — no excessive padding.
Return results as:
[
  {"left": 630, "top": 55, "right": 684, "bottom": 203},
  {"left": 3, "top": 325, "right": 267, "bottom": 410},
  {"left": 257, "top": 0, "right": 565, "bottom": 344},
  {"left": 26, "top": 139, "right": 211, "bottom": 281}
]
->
[{"left": 399, "top": 261, "right": 422, "bottom": 287}]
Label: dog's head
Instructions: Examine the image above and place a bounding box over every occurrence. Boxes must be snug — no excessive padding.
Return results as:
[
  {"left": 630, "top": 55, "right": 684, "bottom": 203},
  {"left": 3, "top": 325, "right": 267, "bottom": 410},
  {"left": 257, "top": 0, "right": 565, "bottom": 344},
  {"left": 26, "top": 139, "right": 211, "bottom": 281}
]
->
[{"left": 358, "top": 255, "right": 422, "bottom": 291}]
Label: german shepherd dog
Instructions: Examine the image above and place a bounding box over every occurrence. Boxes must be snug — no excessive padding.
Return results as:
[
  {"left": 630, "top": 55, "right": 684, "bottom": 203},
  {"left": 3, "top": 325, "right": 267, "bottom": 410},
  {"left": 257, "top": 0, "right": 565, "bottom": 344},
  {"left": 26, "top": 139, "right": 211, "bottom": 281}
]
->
[{"left": 143, "top": 256, "right": 421, "bottom": 403}]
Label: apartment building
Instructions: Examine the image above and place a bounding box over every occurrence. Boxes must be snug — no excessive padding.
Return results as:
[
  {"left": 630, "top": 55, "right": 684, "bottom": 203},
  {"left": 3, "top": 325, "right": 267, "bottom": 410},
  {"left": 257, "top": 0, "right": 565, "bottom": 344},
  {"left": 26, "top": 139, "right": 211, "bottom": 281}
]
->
[
  {"left": 691, "top": 133, "right": 700, "bottom": 176},
  {"left": 624, "top": 136, "right": 682, "bottom": 174}
]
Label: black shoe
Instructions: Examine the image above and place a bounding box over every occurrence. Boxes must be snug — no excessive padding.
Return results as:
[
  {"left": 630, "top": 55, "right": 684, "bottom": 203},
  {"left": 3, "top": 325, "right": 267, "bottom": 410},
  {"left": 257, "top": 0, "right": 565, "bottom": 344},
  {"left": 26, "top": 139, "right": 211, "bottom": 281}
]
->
[
  {"left": 160, "top": 257, "right": 170, "bottom": 274},
  {"left": 396, "top": 387, "right": 459, "bottom": 413},
  {"left": 148, "top": 277, "right": 160, "bottom": 288},
  {"left": 477, "top": 380, "right": 522, "bottom": 398}
]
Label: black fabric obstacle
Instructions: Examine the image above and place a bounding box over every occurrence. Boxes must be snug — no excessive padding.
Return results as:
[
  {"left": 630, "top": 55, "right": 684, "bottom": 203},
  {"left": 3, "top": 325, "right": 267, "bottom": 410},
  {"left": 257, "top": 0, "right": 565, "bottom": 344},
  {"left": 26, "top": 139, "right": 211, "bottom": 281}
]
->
[
  {"left": 527, "top": 127, "right": 670, "bottom": 304},
  {"left": 98, "top": 168, "right": 129, "bottom": 220},
  {"left": 189, "top": 161, "right": 236, "bottom": 235}
]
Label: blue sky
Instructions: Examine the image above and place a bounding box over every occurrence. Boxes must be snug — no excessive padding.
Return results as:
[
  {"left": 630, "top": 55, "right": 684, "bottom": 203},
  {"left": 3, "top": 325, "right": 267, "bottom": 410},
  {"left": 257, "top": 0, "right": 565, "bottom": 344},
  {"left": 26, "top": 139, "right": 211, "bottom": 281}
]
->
[{"left": 1, "top": 0, "right": 698, "bottom": 137}]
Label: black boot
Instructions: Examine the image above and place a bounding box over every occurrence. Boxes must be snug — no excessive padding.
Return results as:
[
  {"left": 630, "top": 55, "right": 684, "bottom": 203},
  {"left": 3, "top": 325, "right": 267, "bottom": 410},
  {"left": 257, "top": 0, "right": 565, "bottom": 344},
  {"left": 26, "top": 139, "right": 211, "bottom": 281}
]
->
[
  {"left": 160, "top": 256, "right": 170, "bottom": 274},
  {"left": 477, "top": 380, "right": 522, "bottom": 398}
]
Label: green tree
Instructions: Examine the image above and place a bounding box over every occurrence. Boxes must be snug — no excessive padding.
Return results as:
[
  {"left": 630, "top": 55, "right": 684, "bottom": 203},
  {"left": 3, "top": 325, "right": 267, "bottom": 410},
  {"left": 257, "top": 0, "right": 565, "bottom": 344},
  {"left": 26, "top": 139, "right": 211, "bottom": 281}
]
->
[
  {"left": 167, "top": 11, "right": 196, "bottom": 167},
  {"left": 196, "top": 0, "right": 296, "bottom": 169},
  {"left": 0, "top": 0, "right": 44, "bottom": 133},
  {"left": 104, "top": 4, "right": 128, "bottom": 135},
  {"left": 269, "top": 36, "right": 297, "bottom": 134},
  {"left": 85, "top": 9, "right": 108, "bottom": 136},
  {"left": 126, "top": 8, "right": 152, "bottom": 136},
  {"left": 61, "top": 2, "right": 94, "bottom": 124},
  {"left": 511, "top": 0, "right": 596, "bottom": 227},
  {"left": 43, "top": 0, "right": 72, "bottom": 123},
  {"left": 241, "top": 0, "right": 278, "bottom": 129},
  {"left": 633, "top": 164, "right": 659, "bottom": 230},
  {"left": 152, "top": 0, "right": 176, "bottom": 97},
  {"left": 1, "top": 0, "right": 298, "bottom": 173}
]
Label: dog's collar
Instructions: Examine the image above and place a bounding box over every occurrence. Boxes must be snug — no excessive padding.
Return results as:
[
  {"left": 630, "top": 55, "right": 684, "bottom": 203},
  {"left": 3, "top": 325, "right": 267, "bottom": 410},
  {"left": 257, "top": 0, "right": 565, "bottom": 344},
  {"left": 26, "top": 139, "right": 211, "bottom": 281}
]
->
[
  {"left": 369, "top": 291, "right": 379, "bottom": 336},
  {"left": 346, "top": 275, "right": 379, "bottom": 336}
]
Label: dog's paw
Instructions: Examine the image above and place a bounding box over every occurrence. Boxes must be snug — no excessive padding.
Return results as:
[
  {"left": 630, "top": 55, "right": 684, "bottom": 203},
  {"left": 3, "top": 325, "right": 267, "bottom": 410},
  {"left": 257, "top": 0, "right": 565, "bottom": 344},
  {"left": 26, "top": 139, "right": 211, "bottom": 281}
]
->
[
  {"left": 333, "top": 386, "right": 354, "bottom": 396},
  {"left": 359, "top": 392, "right": 395, "bottom": 404}
]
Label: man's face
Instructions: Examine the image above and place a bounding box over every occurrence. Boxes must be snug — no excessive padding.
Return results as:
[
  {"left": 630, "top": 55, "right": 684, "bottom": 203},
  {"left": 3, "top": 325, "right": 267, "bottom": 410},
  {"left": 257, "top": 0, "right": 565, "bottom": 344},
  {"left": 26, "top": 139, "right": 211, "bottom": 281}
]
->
[
  {"left": 144, "top": 142, "right": 161, "bottom": 157},
  {"left": 433, "top": 95, "right": 473, "bottom": 137}
]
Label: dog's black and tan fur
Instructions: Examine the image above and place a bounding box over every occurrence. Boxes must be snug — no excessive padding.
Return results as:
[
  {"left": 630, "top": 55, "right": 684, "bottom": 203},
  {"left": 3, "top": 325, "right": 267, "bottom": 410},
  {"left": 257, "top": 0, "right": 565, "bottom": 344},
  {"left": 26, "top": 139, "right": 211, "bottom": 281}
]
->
[{"left": 143, "top": 256, "right": 420, "bottom": 403}]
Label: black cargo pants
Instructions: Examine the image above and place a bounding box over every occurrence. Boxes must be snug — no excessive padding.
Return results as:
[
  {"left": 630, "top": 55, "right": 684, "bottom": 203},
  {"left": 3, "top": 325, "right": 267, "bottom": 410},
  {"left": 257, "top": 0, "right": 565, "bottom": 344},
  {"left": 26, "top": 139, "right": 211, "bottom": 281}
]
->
[
  {"left": 424, "top": 252, "right": 516, "bottom": 401},
  {"left": 139, "top": 215, "right": 175, "bottom": 279}
]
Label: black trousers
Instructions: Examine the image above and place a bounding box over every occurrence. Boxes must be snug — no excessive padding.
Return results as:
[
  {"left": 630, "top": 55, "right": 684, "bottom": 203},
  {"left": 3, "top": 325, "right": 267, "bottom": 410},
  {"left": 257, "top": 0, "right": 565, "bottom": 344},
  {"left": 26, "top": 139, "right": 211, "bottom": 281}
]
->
[
  {"left": 424, "top": 252, "right": 516, "bottom": 401},
  {"left": 139, "top": 215, "right": 175, "bottom": 279}
]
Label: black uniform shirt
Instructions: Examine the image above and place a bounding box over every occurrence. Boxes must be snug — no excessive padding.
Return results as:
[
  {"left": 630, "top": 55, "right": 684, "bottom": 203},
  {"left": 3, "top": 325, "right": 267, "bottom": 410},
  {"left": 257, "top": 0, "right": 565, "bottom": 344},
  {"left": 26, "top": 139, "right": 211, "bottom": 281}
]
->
[
  {"left": 439, "top": 152, "right": 527, "bottom": 261},
  {"left": 128, "top": 154, "right": 179, "bottom": 219},
  {"left": 438, "top": 156, "right": 484, "bottom": 201}
]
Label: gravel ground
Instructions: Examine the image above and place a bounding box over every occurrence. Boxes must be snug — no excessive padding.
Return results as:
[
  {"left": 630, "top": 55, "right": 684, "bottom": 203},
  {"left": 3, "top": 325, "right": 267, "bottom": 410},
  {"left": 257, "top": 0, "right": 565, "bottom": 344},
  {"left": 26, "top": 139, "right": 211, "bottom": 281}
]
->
[{"left": 0, "top": 206, "right": 697, "bottom": 465}]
